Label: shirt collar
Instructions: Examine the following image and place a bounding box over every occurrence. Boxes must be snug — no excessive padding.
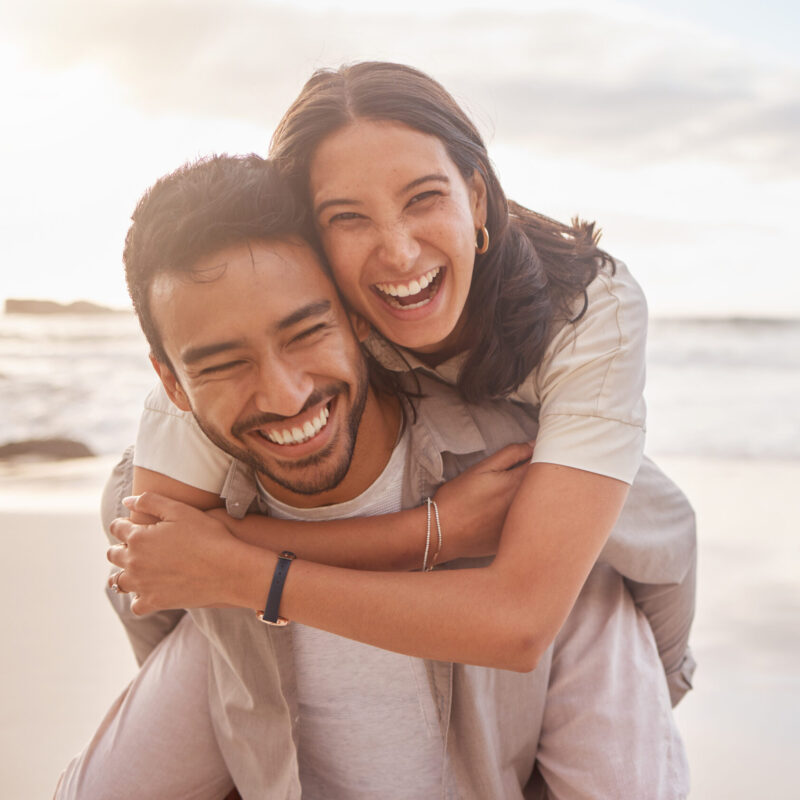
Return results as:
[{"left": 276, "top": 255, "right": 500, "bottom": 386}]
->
[
  {"left": 364, "top": 331, "right": 466, "bottom": 388},
  {"left": 220, "top": 459, "right": 261, "bottom": 518}
]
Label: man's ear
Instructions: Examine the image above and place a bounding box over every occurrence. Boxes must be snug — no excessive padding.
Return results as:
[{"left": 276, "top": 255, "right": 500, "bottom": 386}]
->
[
  {"left": 149, "top": 354, "right": 191, "bottom": 412},
  {"left": 469, "top": 169, "right": 488, "bottom": 228},
  {"left": 348, "top": 311, "right": 372, "bottom": 343}
]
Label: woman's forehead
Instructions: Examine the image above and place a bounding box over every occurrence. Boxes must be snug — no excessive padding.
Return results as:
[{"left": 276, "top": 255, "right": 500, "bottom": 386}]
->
[{"left": 309, "top": 119, "right": 458, "bottom": 198}]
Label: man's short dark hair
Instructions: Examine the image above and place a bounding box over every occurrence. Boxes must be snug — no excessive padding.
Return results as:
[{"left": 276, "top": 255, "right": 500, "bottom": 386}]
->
[
  {"left": 123, "top": 152, "right": 415, "bottom": 408},
  {"left": 123, "top": 154, "right": 313, "bottom": 364}
]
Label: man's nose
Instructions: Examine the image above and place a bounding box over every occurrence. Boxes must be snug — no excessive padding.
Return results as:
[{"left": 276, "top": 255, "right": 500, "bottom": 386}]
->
[
  {"left": 251, "top": 357, "right": 314, "bottom": 419},
  {"left": 376, "top": 220, "right": 420, "bottom": 273}
]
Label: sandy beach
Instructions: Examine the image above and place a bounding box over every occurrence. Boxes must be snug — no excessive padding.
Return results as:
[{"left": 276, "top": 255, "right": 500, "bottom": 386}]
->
[{"left": 1, "top": 454, "right": 798, "bottom": 798}]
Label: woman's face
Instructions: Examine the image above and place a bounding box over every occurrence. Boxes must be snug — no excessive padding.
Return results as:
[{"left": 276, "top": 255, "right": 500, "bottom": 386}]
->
[{"left": 309, "top": 120, "right": 486, "bottom": 356}]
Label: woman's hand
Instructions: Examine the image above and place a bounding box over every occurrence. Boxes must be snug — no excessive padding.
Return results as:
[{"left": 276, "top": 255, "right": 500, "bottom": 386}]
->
[
  {"left": 204, "top": 506, "right": 262, "bottom": 545},
  {"left": 107, "top": 492, "right": 260, "bottom": 615},
  {"left": 434, "top": 441, "right": 533, "bottom": 562}
]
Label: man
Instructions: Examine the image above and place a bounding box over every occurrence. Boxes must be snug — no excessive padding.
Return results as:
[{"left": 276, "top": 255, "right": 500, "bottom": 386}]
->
[{"left": 59, "top": 155, "right": 687, "bottom": 799}]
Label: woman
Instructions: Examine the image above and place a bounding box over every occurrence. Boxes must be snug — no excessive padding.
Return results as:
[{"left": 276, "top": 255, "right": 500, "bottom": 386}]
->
[{"left": 111, "top": 63, "right": 695, "bottom": 691}]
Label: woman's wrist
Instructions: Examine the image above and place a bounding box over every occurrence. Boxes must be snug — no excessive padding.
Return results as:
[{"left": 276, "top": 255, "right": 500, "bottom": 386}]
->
[{"left": 227, "top": 544, "right": 280, "bottom": 610}]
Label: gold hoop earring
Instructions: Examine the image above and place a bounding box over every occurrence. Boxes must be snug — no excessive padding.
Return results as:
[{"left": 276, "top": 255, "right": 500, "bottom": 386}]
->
[{"left": 475, "top": 225, "right": 489, "bottom": 255}]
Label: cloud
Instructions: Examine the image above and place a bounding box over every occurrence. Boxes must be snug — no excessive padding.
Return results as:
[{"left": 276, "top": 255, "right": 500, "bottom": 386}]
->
[{"left": 5, "top": 0, "right": 800, "bottom": 175}]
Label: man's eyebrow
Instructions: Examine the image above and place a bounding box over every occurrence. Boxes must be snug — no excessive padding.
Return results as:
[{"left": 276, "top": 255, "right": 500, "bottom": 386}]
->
[
  {"left": 179, "top": 302, "right": 332, "bottom": 364},
  {"left": 276, "top": 300, "right": 333, "bottom": 331},
  {"left": 182, "top": 339, "right": 246, "bottom": 366},
  {"left": 314, "top": 173, "right": 450, "bottom": 217}
]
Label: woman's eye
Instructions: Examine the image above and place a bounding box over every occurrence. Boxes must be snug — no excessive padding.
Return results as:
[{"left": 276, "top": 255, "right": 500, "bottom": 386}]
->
[
  {"left": 291, "top": 323, "right": 328, "bottom": 344},
  {"left": 328, "top": 211, "right": 363, "bottom": 224},
  {"left": 408, "top": 190, "right": 441, "bottom": 206}
]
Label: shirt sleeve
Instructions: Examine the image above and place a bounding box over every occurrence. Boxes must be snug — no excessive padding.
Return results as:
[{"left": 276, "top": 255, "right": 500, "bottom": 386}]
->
[
  {"left": 133, "top": 383, "right": 232, "bottom": 494},
  {"left": 512, "top": 260, "right": 648, "bottom": 484}
]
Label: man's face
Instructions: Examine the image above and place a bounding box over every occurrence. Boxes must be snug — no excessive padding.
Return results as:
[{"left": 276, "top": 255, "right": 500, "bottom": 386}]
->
[{"left": 149, "top": 238, "right": 372, "bottom": 501}]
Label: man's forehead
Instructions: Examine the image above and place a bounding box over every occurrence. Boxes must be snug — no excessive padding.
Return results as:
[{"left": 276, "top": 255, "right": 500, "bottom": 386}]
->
[
  {"left": 199, "top": 237, "right": 330, "bottom": 282},
  {"left": 151, "top": 238, "right": 335, "bottom": 304}
]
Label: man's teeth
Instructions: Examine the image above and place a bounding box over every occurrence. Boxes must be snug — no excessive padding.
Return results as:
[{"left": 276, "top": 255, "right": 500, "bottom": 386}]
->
[
  {"left": 264, "top": 406, "right": 330, "bottom": 445},
  {"left": 375, "top": 267, "right": 440, "bottom": 299}
]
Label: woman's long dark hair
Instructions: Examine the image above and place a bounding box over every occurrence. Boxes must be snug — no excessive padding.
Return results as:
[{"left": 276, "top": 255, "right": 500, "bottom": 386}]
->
[{"left": 270, "top": 62, "right": 612, "bottom": 403}]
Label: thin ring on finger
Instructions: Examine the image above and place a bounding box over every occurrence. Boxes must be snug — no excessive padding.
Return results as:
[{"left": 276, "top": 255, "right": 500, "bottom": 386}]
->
[{"left": 110, "top": 569, "right": 126, "bottom": 594}]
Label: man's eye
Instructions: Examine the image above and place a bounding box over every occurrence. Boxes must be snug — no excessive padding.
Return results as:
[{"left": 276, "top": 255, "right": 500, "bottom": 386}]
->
[
  {"left": 199, "top": 361, "right": 243, "bottom": 376},
  {"left": 291, "top": 323, "right": 328, "bottom": 344}
]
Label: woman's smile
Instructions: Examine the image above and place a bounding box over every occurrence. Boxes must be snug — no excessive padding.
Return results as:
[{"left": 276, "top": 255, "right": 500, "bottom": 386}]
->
[{"left": 372, "top": 266, "right": 444, "bottom": 309}]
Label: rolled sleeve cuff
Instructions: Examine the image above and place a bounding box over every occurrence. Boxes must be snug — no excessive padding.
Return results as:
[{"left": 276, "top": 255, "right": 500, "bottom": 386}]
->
[
  {"left": 530, "top": 413, "right": 645, "bottom": 485},
  {"left": 133, "top": 389, "right": 231, "bottom": 494}
]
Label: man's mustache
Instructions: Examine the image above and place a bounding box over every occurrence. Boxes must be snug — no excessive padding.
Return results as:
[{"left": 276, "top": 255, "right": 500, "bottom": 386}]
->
[{"left": 230, "top": 382, "right": 346, "bottom": 438}]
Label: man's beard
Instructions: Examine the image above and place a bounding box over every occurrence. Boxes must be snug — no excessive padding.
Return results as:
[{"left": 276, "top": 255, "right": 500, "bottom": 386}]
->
[{"left": 192, "top": 366, "right": 369, "bottom": 497}]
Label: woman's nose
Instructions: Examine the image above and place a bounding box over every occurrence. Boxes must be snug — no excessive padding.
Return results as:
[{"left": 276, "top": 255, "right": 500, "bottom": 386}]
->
[{"left": 375, "top": 221, "right": 420, "bottom": 273}]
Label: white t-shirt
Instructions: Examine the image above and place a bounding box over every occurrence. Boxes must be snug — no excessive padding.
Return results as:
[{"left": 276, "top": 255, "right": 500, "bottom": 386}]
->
[
  {"left": 134, "top": 259, "right": 647, "bottom": 489},
  {"left": 257, "top": 430, "right": 444, "bottom": 799}
]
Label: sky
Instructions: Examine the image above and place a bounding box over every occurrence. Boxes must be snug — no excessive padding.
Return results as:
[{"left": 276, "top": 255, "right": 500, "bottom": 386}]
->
[{"left": 1, "top": 0, "right": 798, "bottom": 318}]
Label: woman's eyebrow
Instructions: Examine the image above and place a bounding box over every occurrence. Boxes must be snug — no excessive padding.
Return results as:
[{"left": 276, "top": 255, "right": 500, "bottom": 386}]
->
[
  {"left": 400, "top": 173, "right": 450, "bottom": 194},
  {"left": 315, "top": 196, "right": 359, "bottom": 216}
]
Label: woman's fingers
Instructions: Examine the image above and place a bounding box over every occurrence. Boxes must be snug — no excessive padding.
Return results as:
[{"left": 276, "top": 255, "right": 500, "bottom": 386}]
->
[
  {"left": 108, "top": 516, "right": 136, "bottom": 543},
  {"left": 482, "top": 441, "right": 534, "bottom": 472},
  {"left": 106, "top": 542, "right": 128, "bottom": 568},
  {"left": 105, "top": 496, "right": 243, "bottom": 613},
  {"left": 106, "top": 568, "right": 153, "bottom": 615},
  {"left": 107, "top": 563, "right": 134, "bottom": 595},
  {"left": 130, "top": 594, "right": 154, "bottom": 616}
]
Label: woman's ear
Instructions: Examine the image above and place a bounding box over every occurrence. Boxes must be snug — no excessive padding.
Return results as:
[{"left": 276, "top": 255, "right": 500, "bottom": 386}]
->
[
  {"left": 469, "top": 169, "right": 488, "bottom": 228},
  {"left": 149, "top": 354, "right": 191, "bottom": 412},
  {"left": 348, "top": 311, "right": 372, "bottom": 343}
]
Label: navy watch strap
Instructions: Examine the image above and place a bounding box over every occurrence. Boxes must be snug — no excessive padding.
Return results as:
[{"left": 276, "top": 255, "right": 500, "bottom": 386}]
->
[{"left": 261, "top": 551, "right": 296, "bottom": 626}]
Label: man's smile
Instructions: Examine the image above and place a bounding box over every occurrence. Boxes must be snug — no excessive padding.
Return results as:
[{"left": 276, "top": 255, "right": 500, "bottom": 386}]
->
[{"left": 252, "top": 399, "right": 333, "bottom": 446}]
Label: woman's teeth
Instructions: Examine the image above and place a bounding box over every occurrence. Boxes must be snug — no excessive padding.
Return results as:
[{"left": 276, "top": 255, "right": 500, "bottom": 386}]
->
[
  {"left": 374, "top": 267, "right": 441, "bottom": 308},
  {"left": 262, "top": 405, "right": 330, "bottom": 446}
]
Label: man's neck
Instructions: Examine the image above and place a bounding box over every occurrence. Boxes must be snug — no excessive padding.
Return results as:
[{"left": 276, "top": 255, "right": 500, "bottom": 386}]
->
[{"left": 257, "top": 388, "right": 402, "bottom": 509}]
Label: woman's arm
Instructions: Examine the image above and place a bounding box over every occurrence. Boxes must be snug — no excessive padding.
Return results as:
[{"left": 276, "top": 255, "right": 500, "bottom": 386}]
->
[
  {"left": 131, "top": 467, "right": 223, "bottom": 523},
  {"left": 129, "top": 441, "right": 531, "bottom": 572},
  {"left": 250, "top": 463, "right": 628, "bottom": 671},
  {"left": 110, "top": 461, "right": 627, "bottom": 672},
  {"left": 113, "top": 264, "right": 641, "bottom": 670}
]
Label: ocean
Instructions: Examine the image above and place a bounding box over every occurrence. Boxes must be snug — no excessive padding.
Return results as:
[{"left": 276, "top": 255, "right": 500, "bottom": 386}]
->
[{"left": 1, "top": 311, "right": 798, "bottom": 461}]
